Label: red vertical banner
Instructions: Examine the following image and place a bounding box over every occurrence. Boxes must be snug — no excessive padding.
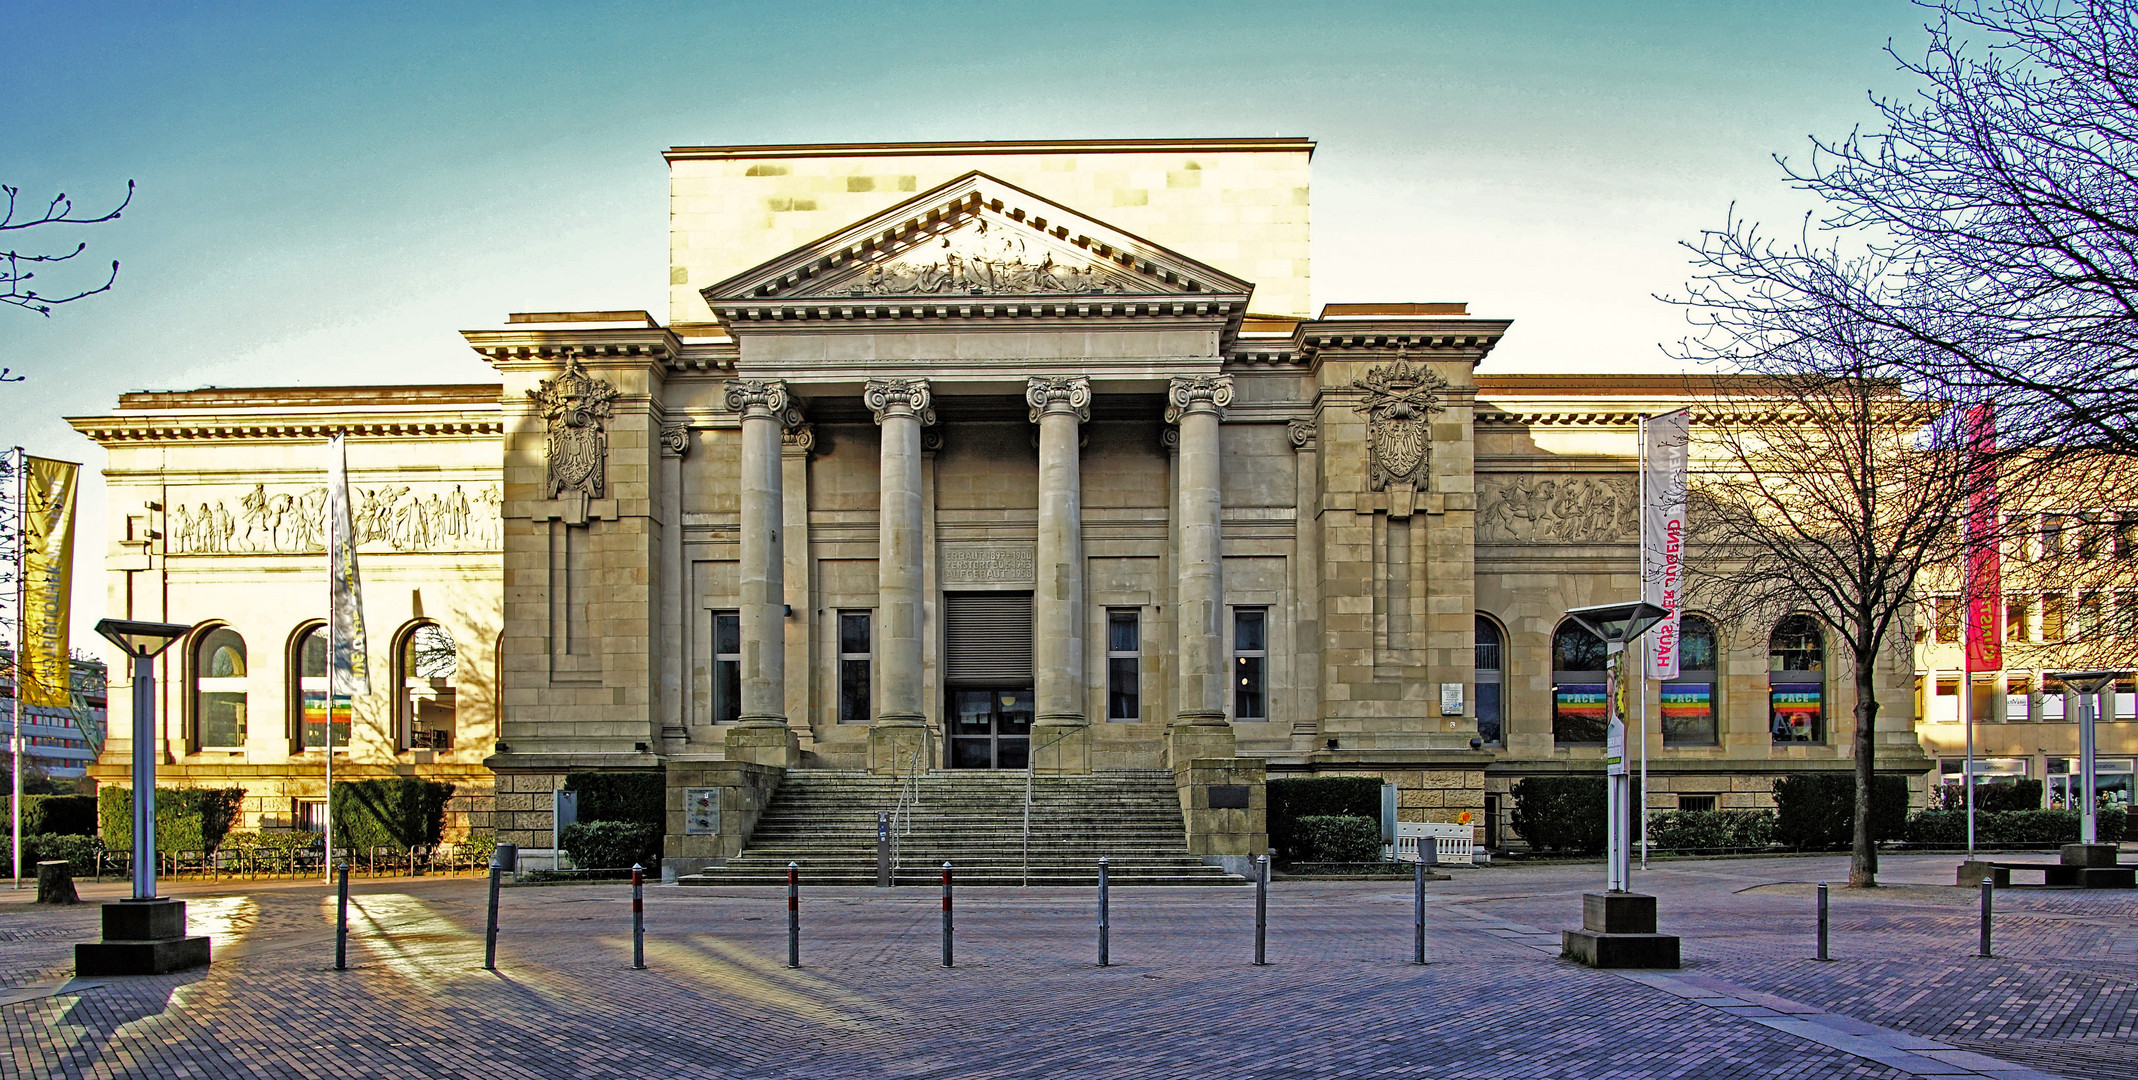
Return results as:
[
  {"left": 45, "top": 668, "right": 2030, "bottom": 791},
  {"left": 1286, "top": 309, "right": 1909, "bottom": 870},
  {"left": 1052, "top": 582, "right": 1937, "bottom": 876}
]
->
[{"left": 1964, "top": 405, "right": 2001, "bottom": 672}]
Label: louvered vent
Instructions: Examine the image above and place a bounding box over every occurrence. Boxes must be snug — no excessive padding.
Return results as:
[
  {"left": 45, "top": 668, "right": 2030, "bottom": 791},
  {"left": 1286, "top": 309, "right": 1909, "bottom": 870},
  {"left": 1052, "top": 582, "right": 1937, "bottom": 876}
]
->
[{"left": 943, "top": 592, "right": 1033, "bottom": 684}]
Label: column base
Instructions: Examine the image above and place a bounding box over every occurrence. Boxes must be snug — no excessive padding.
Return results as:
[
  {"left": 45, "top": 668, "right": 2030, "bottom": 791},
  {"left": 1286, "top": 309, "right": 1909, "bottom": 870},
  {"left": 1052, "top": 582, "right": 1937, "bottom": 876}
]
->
[
  {"left": 723, "top": 723, "right": 800, "bottom": 768},
  {"left": 74, "top": 898, "right": 211, "bottom": 976},
  {"left": 1031, "top": 720, "right": 1091, "bottom": 775},
  {"left": 1166, "top": 721, "right": 1236, "bottom": 768},
  {"left": 869, "top": 720, "right": 934, "bottom": 777}
]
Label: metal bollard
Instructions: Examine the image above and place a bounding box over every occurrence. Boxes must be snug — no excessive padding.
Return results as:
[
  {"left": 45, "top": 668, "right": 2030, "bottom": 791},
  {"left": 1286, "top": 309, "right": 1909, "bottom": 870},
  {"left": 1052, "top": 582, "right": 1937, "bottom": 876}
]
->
[
  {"left": 335, "top": 862, "right": 351, "bottom": 971},
  {"left": 1816, "top": 881, "right": 1830, "bottom": 961},
  {"left": 1097, "top": 857, "right": 1111, "bottom": 967},
  {"left": 1254, "top": 854, "right": 1269, "bottom": 966},
  {"left": 1413, "top": 858, "right": 1427, "bottom": 965},
  {"left": 1979, "top": 876, "right": 1994, "bottom": 958},
  {"left": 787, "top": 861, "right": 801, "bottom": 969},
  {"left": 631, "top": 863, "right": 646, "bottom": 970},
  {"left": 483, "top": 858, "right": 502, "bottom": 971},
  {"left": 941, "top": 862, "right": 954, "bottom": 967}
]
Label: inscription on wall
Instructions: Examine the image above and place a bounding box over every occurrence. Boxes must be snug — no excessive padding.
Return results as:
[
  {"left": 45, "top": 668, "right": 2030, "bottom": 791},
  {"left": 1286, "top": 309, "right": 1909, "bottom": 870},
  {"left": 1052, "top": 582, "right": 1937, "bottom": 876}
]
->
[
  {"left": 167, "top": 482, "right": 503, "bottom": 555},
  {"left": 938, "top": 542, "right": 1037, "bottom": 586},
  {"left": 1476, "top": 475, "right": 1636, "bottom": 543}
]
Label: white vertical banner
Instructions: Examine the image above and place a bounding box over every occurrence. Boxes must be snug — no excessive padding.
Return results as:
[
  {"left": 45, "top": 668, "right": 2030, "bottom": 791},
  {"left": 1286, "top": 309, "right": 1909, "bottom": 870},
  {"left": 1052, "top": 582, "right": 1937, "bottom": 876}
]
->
[
  {"left": 328, "top": 434, "right": 371, "bottom": 696},
  {"left": 1641, "top": 408, "right": 1690, "bottom": 680}
]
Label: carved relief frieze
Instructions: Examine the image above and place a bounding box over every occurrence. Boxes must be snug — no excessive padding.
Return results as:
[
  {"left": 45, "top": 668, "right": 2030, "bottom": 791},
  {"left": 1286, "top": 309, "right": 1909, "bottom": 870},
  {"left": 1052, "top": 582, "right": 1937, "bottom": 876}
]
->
[
  {"left": 1353, "top": 360, "right": 1446, "bottom": 493},
  {"left": 168, "top": 482, "right": 502, "bottom": 555},
  {"left": 529, "top": 357, "right": 619, "bottom": 500},
  {"left": 1476, "top": 474, "right": 1637, "bottom": 543},
  {"left": 839, "top": 218, "right": 1130, "bottom": 297}
]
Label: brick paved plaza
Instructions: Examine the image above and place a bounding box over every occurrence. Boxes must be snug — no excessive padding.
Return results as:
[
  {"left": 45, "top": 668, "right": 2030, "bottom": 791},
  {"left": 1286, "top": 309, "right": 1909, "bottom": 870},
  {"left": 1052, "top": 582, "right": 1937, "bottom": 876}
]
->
[{"left": 2, "top": 854, "right": 2130, "bottom": 1079}]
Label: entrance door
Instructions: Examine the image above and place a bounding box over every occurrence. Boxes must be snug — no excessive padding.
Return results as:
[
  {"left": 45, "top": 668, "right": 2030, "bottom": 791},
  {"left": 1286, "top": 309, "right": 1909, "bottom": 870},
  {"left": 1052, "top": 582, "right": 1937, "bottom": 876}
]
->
[{"left": 949, "top": 687, "right": 1034, "bottom": 769}]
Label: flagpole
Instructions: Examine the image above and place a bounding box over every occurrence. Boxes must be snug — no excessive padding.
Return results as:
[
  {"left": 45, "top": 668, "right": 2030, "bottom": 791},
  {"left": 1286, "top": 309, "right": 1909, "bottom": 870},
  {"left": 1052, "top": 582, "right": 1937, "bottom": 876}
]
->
[
  {"left": 12, "top": 447, "right": 25, "bottom": 890},
  {"left": 324, "top": 436, "right": 337, "bottom": 884},
  {"left": 1637, "top": 418, "right": 1649, "bottom": 870}
]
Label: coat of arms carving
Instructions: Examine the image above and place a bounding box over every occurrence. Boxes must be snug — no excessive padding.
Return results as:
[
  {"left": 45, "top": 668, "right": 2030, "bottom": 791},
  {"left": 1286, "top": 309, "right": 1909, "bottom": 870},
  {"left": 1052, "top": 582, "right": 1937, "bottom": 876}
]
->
[
  {"left": 529, "top": 357, "right": 619, "bottom": 501},
  {"left": 1353, "top": 360, "right": 1447, "bottom": 492}
]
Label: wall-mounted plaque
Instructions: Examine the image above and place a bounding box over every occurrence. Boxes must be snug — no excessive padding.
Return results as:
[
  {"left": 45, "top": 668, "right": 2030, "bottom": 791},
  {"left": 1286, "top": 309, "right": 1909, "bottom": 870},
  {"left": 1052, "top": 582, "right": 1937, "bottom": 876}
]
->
[
  {"left": 683, "top": 787, "right": 720, "bottom": 835},
  {"left": 938, "top": 541, "right": 1037, "bottom": 586},
  {"left": 1208, "top": 784, "right": 1251, "bottom": 810}
]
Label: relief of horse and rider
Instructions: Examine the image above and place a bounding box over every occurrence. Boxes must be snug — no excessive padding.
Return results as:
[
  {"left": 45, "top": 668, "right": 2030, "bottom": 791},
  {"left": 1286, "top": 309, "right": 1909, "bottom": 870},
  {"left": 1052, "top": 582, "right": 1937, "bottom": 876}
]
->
[{"left": 168, "top": 483, "right": 502, "bottom": 555}]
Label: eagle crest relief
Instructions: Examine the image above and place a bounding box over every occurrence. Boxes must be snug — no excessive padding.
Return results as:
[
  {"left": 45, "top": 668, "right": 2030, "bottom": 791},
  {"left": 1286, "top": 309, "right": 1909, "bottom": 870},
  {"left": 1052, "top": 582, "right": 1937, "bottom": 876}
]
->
[
  {"left": 529, "top": 357, "right": 619, "bottom": 501},
  {"left": 1353, "top": 360, "right": 1447, "bottom": 492}
]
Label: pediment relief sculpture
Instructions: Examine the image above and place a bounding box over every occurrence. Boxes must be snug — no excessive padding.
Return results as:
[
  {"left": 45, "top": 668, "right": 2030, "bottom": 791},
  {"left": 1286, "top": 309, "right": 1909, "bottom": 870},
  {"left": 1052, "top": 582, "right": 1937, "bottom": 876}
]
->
[
  {"left": 1354, "top": 360, "right": 1447, "bottom": 493},
  {"left": 1477, "top": 474, "right": 1637, "bottom": 543},
  {"left": 828, "top": 217, "right": 1135, "bottom": 298},
  {"left": 529, "top": 357, "right": 618, "bottom": 500}
]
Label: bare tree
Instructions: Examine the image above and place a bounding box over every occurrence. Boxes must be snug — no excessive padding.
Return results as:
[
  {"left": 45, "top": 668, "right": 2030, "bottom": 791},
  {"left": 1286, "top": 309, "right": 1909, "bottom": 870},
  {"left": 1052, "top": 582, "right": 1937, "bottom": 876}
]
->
[
  {"left": 1687, "top": 1, "right": 2138, "bottom": 452},
  {"left": 2, "top": 179, "right": 133, "bottom": 316}
]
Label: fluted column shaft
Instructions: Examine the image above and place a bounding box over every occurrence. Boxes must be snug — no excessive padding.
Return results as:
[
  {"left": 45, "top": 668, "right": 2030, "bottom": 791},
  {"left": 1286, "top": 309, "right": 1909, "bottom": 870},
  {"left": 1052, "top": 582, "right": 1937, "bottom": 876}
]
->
[
  {"left": 1170, "top": 376, "right": 1233, "bottom": 726},
  {"left": 724, "top": 380, "right": 796, "bottom": 726},
  {"left": 868, "top": 379, "right": 933, "bottom": 725},
  {"left": 1030, "top": 377, "right": 1090, "bottom": 727}
]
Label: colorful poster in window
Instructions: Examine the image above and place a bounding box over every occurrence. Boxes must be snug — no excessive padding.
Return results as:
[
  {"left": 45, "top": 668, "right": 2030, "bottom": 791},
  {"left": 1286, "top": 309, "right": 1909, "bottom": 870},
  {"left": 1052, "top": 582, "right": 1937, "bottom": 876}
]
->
[
  {"left": 300, "top": 689, "right": 351, "bottom": 748},
  {"left": 1771, "top": 683, "right": 1823, "bottom": 742},
  {"left": 1661, "top": 682, "right": 1713, "bottom": 737},
  {"left": 1555, "top": 683, "right": 1608, "bottom": 742}
]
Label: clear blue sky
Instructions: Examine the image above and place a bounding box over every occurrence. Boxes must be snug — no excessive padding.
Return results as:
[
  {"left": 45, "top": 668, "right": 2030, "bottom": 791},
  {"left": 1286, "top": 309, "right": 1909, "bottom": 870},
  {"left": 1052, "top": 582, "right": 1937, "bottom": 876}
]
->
[{"left": 3, "top": 0, "right": 1932, "bottom": 644}]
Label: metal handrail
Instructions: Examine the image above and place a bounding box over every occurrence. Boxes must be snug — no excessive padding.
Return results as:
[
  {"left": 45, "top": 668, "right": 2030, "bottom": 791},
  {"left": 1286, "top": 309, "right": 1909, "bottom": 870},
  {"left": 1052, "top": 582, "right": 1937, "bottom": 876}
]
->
[
  {"left": 1023, "top": 725, "right": 1083, "bottom": 887},
  {"left": 890, "top": 736, "right": 925, "bottom": 841}
]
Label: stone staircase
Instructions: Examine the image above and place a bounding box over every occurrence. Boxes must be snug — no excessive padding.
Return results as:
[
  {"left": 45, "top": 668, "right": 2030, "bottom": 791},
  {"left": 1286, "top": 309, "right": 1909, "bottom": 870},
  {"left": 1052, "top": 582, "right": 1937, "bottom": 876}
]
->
[{"left": 675, "top": 769, "right": 1244, "bottom": 886}]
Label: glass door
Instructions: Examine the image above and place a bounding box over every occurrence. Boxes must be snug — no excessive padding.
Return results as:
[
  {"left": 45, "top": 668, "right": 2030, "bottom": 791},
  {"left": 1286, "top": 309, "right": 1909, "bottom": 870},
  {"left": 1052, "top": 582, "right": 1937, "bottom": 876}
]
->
[{"left": 948, "top": 687, "right": 1034, "bottom": 768}]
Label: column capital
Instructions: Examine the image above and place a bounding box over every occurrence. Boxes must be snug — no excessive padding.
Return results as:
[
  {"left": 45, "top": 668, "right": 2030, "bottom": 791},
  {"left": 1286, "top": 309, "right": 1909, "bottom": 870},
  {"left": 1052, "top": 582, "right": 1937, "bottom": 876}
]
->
[
  {"left": 1026, "top": 375, "right": 1092, "bottom": 423},
  {"left": 1287, "top": 418, "right": 1317, "bottom": 451},
  {"left": 781, "top": 422, "right": 816, "bottom": 457},
  {"left": 723, "top": 378, "right": 804, "bottom": 428},
  {"left": 1165, "top": 375, "right": 1234, "bottom": 424},
  {"left": 865, "top": 377, "right": 936, "bottom": 426},
  {"left": 660, "top": 422, "right": 691, "bottom": 458}
]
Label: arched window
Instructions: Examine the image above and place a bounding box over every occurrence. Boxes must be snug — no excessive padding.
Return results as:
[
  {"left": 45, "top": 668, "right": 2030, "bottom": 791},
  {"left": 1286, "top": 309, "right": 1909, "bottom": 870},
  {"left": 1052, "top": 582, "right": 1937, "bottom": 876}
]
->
[
  {"left": 1552, "top": 620, "right": 1609, "bottom": 744},
  {"left": 1475, "top": 615, "right": 1504, "bottom": 745},
  {"left": 1661, "top": 615, "right": 1719, "bottom": 746},
  {"left": 192, "top": 625, "right": 247, "bottom": 749},
  {"left": 288, "top": 622, "right": 348, "bottom": 750},
  {"left": 397, "top": 622, "right": 458, "bottom": 751},
  {"left": 1770, "top": 615, "right": 1826, "bottom": 743}
]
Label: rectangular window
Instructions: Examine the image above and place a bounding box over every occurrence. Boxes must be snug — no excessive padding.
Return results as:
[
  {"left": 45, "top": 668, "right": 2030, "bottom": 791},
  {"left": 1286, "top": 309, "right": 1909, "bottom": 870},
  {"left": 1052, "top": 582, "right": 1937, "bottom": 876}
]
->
[
  {"left": 1934, "top": 595, "right": 1960, "bottom": 644},
  {"left": 2117, "top": 512, "right": 2138, "bottom": 560},
  {"left": 2042, "top": 675, "right": 2068, "bottom": 721},
  {"left": 2040, "top": 513, "right": 2065, "bottom": 558},
  {"left": 1233, "top": 608, "right": 1267, "bottom": 720},
  {"left": 839, "top": 611, "right": 872, "bottom": 725},
  {"left": 1106, "top": 610, "right": 1140, "bottom": 721},
  {"left": 295, "top": 799, "right": 327, "bottom": 833},
  {"left": 2005, "top": 676, "right": 2033, "bottom": 722},
  {"left": 2041, "top": 594, "right": 2066, "bottom": 642},
  {"left": 1660, "top": 682, "right": 1716, "bottom": 745},
  {"left": 2005, "top": 597, "right": 2028, "bottom": 642},
  {"left": 712, "top": 611, "right": 741, "bottom": 725},
  {"left": 1677, "top": 794, "right": 1717, "bottom": 813}
]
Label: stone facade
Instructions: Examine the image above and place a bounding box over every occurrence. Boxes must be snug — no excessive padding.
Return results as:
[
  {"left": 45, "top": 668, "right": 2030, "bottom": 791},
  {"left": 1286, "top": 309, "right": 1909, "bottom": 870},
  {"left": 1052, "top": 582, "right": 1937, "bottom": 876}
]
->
[{"left": 69, "top": 140, "right": 1948, "bottom": 860}]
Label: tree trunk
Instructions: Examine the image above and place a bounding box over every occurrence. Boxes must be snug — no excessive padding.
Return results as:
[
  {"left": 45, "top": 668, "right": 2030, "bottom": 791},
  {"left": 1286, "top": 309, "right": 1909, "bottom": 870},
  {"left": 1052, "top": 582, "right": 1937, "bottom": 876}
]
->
[{"left": 1850, "top": 649, "right": 1881, "bottom": 888}]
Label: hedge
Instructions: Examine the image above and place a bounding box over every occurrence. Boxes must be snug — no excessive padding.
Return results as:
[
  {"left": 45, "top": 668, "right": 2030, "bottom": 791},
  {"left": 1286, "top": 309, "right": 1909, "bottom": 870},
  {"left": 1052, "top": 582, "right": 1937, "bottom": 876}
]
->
[
  {"left": 98, "top": 786, "right": 246, "bottom": 854},
  {"left": 1510, "top": 776, "right": 1641, "bottom": 854},
  {"left": 564, "top": 772, "right": 665, "bottom": 829},
  {"left": 559, "top": 821, "right": 660, "bottom": 870},
  {"left": 0, "top": 832, "right": 101, "bottom": 875},
  {"left": 1268, "top": 777, "right": 1382, "bottom": 860},
  {"left": 331, "top": 779, "right": 455, "bottom": 851},
  {"left": 1772, "top": 773, "right": 1909, "bottom": 850},
  {"left": 1289, "top": 814, "right": 1384, "bottom": 862},
  {"left": 1931, "top": 780, "right": 2043, "bottom": 813},
  {"left": 1646, "top": 809, "right": 1777, "bottom": 852},
  {"left": 0, "top": 793, "right": 98, "bottom": 836},
  {"left": 1904, "top": 807, "right": 2127, "bottom": 846}
]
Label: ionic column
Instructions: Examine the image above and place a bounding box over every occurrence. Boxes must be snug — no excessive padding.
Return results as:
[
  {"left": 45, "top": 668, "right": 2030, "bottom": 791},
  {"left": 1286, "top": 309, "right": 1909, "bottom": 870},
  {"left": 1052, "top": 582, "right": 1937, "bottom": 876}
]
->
[
  {"left": 1169, "top": 375, "right": 1233, "bottom": 728},
  {"left": 1029, "top": 377, "right": 1091, "bottom": 732},
  {"left": 867, "top": 379, "right": 933, "bottom": 736},
  {"left": 722, "top": 379, "right": 798, "bottom": 729}
]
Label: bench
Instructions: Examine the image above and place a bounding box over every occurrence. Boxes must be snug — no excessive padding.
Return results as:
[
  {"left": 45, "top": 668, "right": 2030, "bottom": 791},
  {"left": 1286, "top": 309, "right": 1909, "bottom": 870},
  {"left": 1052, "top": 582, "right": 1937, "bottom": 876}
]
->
[
  {"left": 1957, "top": 858, "right": 2135, "bottom": 889},
  {"left": 1393, "top": 822, "right": 1475, "bottom": 866}
]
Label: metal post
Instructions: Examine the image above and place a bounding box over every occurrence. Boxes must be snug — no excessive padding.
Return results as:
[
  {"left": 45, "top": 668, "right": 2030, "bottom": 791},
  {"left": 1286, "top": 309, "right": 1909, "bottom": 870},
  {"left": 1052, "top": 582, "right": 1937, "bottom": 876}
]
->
[
  {"left": 631, "top": 863, "right": 646, "bottom": 970},
  {"left": 483, "top": 858, "right": 502, "bottom": 970},
  {"left": 10, "top": 447, "right": 23, "bottom": 891},
  {"left": 1978, "top": 876, "right": 1993, "bottom": 958},
  {"left": 876, "top": 810, "right": 892, "bottom": 888},
  {"left": 1254, "top": 854, "right": 1269, "bottom": 966},
  {"left": 786, "top": 861, "right": 800, "bottom": 969},
  {"left": 1097, "top": 857, "right": 1110, "bottom": 967},
  {"left": 2080, "top": 693, "right": 2100, "bottom": 845},
  {"left": 1816, "top": 881, "right": 1830, "bottom": 962},
  {"left": 940, "top": 862, "right": 954, "bottom": 968},
  {"left": 334, "top": 862, "right": 350, "bottom": 970},
  {"left": 1413, "top": 858, "right": 1427, "bottom": 965},
  {"left": 131, "top": 652, "right": 157, "bottom": 900}
]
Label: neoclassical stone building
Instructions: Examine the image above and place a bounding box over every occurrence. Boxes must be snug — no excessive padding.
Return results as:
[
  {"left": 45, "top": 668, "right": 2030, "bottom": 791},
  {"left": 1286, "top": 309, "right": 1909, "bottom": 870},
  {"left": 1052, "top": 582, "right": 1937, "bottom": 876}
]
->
[{"left": 71, "top": 139, "right": 1932, "bottom": 865}]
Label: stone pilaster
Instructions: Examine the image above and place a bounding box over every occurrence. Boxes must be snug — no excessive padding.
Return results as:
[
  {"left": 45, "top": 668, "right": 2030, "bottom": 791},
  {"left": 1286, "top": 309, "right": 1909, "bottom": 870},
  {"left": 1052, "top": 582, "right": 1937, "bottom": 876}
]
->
[
  {"left": 1029, "top": 376, "right": 1091, "bottom": 773},
  {"left": 721, "top": 378, "right": 801, "bottom": 767},
  {"left": 1167, "top": 374, "right": 1234, "bottom": 761},
  {"left": 658, "top": 421, "right": 690, "bottom": 752},
  {"left": 866, "top": 378, "right": 935, "bottom": 774}
]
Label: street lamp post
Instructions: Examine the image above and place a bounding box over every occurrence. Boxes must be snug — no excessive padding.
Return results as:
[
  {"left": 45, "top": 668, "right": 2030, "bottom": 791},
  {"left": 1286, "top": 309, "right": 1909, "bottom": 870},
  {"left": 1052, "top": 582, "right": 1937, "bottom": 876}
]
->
[
  {"left": 1559, "top": 600, "right": 1680, "bottom": 970},
  {"left": 2049, "top": 671, "right": 2120, "bottom": 849},
  {"left": 76, "top": 618, "right": 210, "bottom": 976}
]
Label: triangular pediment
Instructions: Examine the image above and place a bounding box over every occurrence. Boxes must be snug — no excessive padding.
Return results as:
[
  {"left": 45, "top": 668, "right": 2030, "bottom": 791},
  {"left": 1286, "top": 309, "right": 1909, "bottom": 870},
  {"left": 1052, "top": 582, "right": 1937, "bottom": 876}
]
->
[{"left": 701, "top": 172, "right": 1255, "bottom": 314}]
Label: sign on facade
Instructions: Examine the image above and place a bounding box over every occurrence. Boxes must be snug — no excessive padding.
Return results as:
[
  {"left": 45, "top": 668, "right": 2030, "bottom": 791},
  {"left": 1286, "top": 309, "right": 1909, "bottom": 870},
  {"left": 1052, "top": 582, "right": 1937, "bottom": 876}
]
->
[{"left": 683, "top": 787, "right": 720, "bottom": 835}]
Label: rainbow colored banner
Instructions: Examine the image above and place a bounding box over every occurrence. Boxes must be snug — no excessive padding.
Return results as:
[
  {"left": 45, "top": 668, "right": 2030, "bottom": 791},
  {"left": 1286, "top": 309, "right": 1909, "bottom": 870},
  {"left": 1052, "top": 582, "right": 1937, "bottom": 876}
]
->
[
  {"left": 1771, "top": 683, "right": 1823, "bottom": 739},
  {"left": 1661, "top": 683, "right": 1712, "bottom": 722},
  {"left": 1556, "top": 684, "right": 1607, "bottom": 721}
]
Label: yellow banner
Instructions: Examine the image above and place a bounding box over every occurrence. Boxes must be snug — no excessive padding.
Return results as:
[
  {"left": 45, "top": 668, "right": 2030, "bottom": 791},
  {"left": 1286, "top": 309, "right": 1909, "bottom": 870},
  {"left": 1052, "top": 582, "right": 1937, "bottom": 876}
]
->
[{"left": 20, "top": 456, "right": 79, "bottom": 707}]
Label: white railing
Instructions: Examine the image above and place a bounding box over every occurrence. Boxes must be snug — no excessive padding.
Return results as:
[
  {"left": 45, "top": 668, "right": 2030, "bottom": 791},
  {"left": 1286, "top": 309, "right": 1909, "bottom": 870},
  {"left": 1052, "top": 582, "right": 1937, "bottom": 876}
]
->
[
  {"left": 1023, "top": 726, "right": 1080, "bottom": 887},
  {"left": 1393, "top": 821, "right": 1475, "bottom": 866}
]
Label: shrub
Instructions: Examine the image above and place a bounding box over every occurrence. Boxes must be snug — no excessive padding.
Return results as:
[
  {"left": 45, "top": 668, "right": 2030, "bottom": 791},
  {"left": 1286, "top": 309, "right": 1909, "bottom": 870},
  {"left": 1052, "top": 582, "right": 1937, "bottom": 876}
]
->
[
  {"left": 0, "top": 832, "right": 101, "bottom": 874},
  {"left": 0, "top": 793, "right": 98, "bottom": 836},
  {"left": 98, "top": 786, "right": 246, "bottom": 854},
  {"left": 330, "top": 779, "right": 455, "bottom": 852},
  {"left": 1509, "top": 776, "right": 1645, "bottom": 854},
  {"left": 1267, "top": 777, "right": 1382, "bottom": 860},
  {"left": 563, "top": 772, "right": 665, "bottom": 829},
  {"left": 1287, "top": 815, "right": 1384, "bottom": 862},
  {"left": 1646, "top": 809, "right": 1777, "bottom": 852},
  {"left": 1905, "top": 806, "right": 2128, "bottom": 845},
  {"left": 559, "top": 821, "right": 659, "bottom": 870},
  {"left": 1771, "top": 773, "right": 1908, "bottom": 850}
]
